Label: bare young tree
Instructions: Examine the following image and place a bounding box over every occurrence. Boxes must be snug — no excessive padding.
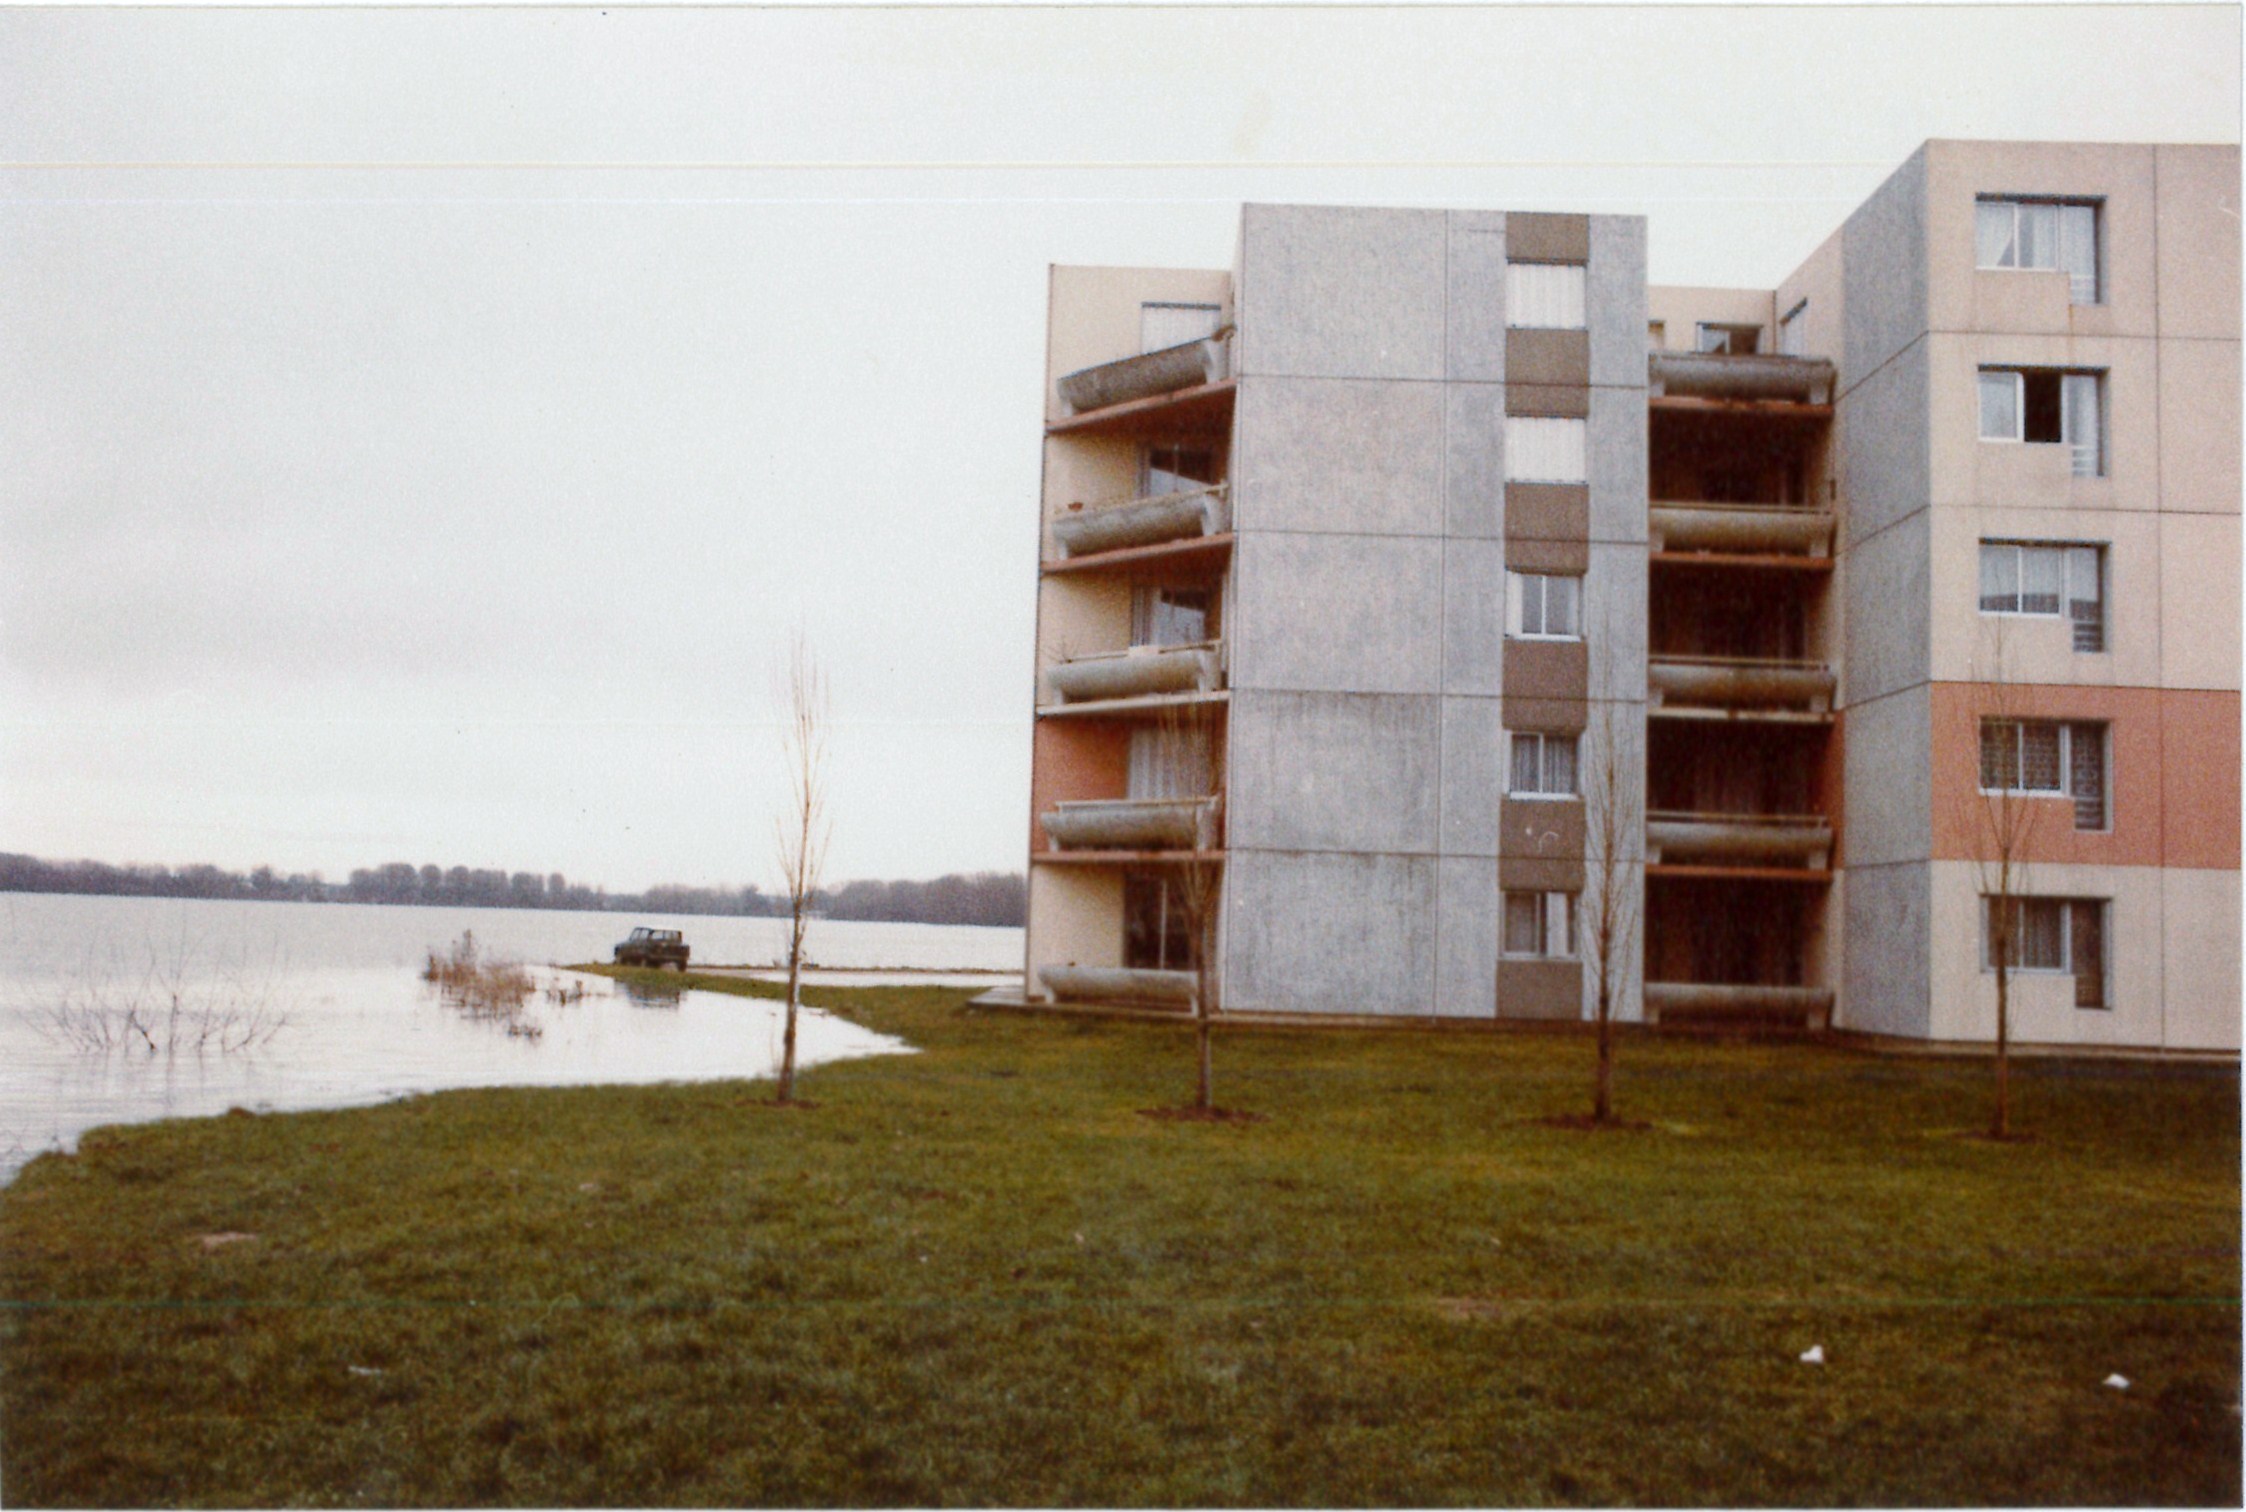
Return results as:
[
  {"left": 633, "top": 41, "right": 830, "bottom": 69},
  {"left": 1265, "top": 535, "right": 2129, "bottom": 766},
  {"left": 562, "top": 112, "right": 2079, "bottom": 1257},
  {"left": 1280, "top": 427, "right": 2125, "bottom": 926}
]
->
[
  {"left": 1155, "top": 702, "right": 1224, "bottom": 1112},
  {"left": 773, "top": 634, "right": 832, "bottom": 1106},
  {"left": 1580, "top": 652, "right": 1640, "bottom": 1126},
  {"left": 1963, "top": 619, "right": 2042, "bottom": 1140}
]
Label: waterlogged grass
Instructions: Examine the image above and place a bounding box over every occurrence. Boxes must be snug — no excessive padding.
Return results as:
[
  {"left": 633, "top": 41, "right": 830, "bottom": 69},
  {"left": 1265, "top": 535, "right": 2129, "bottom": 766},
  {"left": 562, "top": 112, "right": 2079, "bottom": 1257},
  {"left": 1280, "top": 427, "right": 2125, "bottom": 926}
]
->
[{"left": 2, "top": 973, "right": 2237, "bottom": 1506}]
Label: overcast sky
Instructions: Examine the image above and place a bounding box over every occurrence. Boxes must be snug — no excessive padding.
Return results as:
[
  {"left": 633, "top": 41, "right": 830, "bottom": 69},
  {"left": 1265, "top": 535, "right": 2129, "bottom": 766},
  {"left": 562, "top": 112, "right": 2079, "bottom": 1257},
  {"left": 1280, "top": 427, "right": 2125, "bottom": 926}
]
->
[{"left": 2, "top": 4, "right": 2237, "bottom": 892}]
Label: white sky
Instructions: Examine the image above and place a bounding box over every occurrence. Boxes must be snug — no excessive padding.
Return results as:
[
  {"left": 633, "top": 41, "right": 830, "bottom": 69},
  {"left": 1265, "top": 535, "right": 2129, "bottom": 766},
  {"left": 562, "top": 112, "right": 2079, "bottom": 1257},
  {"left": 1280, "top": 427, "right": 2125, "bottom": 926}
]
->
[{"left": 2, "top": 4, "right": 2237, "bottom": 891}]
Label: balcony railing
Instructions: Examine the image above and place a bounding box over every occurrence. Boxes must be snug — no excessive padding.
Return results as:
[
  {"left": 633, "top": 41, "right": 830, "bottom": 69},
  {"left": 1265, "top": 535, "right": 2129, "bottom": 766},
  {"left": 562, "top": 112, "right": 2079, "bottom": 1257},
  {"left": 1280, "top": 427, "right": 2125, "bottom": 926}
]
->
[
  {"left": 1649, "top": 501, "right": 1834, "bottom": 556},
  {"left": 1649, "top": 351, "right": 1836, "bottom": 405},
  {"left": 1039, "top": 965, "right": 1195, "bottom": 1008},
  {"left": 1648, "top": 655, "right": 1835, "bottom": 713},
  {"left": 1052, "top": 484, "right": 1230, "bottom": 558},
  {"left": 1056, "top": 336, "right": 1231, "bottom": 414},
  {"left": 1045, "top": 641, "right": 1222, "bottom": 705},
  {"left": 1040, "top": 796, "right": 1221, "bottom": 852},
  {"left": 1643, "top": 981, "right": 1833, "bottom": 1031},
  {"left": 1645, "top": 811, "right": 1832, "bottom": 868}
]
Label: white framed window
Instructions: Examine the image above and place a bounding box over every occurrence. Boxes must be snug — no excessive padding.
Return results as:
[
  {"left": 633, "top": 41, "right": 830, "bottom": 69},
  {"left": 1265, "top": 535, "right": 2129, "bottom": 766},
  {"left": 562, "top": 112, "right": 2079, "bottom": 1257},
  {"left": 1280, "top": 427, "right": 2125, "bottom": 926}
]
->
[
  {"left": 1978, "top": 541, "right": 2105, "bottom": 651},
  {"left": 1505, "top": 417, "right": 1587, "bottom": 484},
  {"left": 1977, "top": 368, "right": 2103, "bottom": 477},
  {"left": 1982, "top": 896, "right": 2108, "bottom": 1008},
  {"left": 1978, "top": 718, "right": 2107, "bottom": 831},
  {"left": 1695, "top": 322, "right": 1761, "bottom": 355},
  {"left": 1508, "top": 731, "right": 1578, "bottom": 799},
  {"left": 1506, "top": 262, "right": 1586, "bottom": 330},
  {"left": 1503, "top": 890, "right": 1577, "bottom": 959},
  {"left": 1506, "top": 571, "right": 1582, "bottom": 639},
  {"left": 1140, "top": 302, "right": 1222, "bottom": 354},
  {"left": 1976, "top": 197, "right": 2100, "bottom": 304},
  {"left": 1777, "top": 300, "right": 1809, "bottom": 357}
]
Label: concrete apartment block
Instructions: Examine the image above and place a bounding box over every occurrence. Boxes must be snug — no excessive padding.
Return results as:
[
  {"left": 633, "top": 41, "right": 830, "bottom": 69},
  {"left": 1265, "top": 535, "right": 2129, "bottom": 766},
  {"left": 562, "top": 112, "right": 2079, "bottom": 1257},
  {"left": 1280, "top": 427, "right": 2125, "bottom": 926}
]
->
[{"left": 1015, "top": 138, "right": 2237, "bottom": 1053}]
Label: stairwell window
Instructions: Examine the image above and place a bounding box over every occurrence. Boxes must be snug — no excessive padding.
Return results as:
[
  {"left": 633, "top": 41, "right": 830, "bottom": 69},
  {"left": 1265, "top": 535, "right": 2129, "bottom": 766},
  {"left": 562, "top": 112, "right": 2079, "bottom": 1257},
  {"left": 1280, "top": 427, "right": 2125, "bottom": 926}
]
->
[
  {"left": 1509, "top": 732, "right": 1578, "bottom": 799},
  {"left": 1978, "top": 718, "right": 2108, "bottom": 830},
  {"left": 1505, "top": 417, "right": 1587, "bottom": 483},
  {"left": 1983, "top": 896, "right": 2108, "bottom": 1009},
  {"left": 1977, "top": 368, "right": 2104, "bottom": 476},
  {"left": 1503, "top": 891, "right": 1577, "bottom": 958},
  {"left": 1978, "top": 541, "right": 2105, "bottom": 651},
  {"left": 1507, "top": 571, "right": 1582, "bottom": 639},
  {"left": 1976, "top": 198, "right": 2100, "bottom": 304},
  {"left": 1506, "top": 262, "right": 1587, "bottom": 329}
]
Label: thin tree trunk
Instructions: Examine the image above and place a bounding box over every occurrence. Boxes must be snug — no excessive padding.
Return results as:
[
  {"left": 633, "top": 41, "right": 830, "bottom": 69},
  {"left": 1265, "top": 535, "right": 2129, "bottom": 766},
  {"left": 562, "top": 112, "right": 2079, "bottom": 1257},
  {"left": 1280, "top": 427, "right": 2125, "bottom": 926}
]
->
[
  {"left": 1194, "top": 961, "right": 1214, "bottom": 1112},
  {"left": 779, "top": 912, "right": 803, "bottom": 1104},
  {"left": 1992, "top": 944, "right": 2011, "bottom": 1140},
  {"left": 1594, "top": 984, "right": 1613, "bottom": 1124}
]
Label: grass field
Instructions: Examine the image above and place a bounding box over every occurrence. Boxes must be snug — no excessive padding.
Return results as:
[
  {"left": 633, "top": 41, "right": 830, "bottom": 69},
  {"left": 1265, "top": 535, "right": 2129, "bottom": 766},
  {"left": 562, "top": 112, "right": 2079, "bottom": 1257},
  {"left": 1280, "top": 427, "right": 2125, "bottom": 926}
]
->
[{"left": 2, "top": 973, "right": 2237, "bottom": 1506}]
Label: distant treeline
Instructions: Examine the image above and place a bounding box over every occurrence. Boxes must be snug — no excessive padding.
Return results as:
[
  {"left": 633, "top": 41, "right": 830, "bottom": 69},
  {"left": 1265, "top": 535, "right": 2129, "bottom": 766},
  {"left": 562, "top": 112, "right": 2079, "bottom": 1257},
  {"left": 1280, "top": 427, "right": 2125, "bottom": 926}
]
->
[{"left": 0, "top": 854, "right": 1026, "bottom": 928}]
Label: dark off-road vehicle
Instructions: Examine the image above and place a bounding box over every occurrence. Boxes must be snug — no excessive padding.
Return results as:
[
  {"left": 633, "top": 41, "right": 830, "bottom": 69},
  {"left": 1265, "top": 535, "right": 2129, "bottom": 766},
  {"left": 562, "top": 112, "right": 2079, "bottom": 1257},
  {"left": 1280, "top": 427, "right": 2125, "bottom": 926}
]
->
[{"left": 613, "top": 927, "right": 690, "bottom": 970}]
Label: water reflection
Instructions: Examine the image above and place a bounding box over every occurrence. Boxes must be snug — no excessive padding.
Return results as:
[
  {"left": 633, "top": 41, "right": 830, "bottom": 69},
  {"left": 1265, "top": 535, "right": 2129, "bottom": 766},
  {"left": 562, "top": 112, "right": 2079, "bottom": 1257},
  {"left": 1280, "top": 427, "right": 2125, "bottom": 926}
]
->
[{"left": 616, "top": 977, "right": 684, "bottom": 1010}]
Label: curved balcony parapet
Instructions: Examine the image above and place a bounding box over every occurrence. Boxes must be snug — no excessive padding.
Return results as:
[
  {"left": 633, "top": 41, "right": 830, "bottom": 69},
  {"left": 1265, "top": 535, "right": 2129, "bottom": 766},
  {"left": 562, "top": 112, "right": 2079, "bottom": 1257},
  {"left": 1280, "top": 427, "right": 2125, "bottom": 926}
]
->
[
  {"left": 1040, "top": 964, "right": 1196, "bottom": 1008},
  {"left": 1648, "top": 655, "right": 1836, "bottom": 712},
  {"left": 1053, "top": 484, "right": 1230, "bottom": 558},
  {"left": 1056, "top": 336, "right": 1232, "bottom": 414},
  {"left": 1649, "top": 501, "right": 1834, "bottom": 556},
  {"left": 1649, "top": 351, "right": 1836, "bottom": 405},
  {"left": 1644, "top": 982, "right": 1833, "bottom": 1030},
  {"left": 1046, "top": 642, "right": 1221, "bottom": 704},
  {"left": 1646, "top": 811, "right": 1832, "bottom": 867},
  {"left": 1040, "top": 796, "right": 1220, "bottom": 852}
]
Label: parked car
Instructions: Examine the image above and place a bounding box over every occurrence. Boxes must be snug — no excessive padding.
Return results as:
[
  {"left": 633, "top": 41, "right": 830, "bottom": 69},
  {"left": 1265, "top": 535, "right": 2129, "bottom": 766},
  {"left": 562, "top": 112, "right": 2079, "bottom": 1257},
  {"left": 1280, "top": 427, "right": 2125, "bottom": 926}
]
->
[{"left": 613, "top": 927, "right": 690, "bottom": 970}]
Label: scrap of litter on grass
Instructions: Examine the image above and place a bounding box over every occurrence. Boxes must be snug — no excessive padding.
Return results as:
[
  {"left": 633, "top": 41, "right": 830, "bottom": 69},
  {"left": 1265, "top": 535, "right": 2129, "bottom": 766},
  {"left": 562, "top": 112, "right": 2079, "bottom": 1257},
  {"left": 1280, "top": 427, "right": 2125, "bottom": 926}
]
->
[
  {"left": 196, "top": 1232, "right": 258, "bottom": 1250},
  {"left": 1799, "top": 1345, "right": 1826, "bottom": 1365},
  {"left": 2104, "top": 1374, "right": 2131, "bottom": 1390},
  {"left": 347, "top": 1366, "right": 384, "bottom": 1378}
]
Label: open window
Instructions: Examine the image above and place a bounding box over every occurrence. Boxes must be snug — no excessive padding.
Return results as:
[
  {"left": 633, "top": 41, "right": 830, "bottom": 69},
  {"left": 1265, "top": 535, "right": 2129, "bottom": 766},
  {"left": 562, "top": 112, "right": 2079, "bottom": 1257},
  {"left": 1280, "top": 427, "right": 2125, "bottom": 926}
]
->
[
  {"left": 1977, "top": 368, "right": 2103, "bottom": 476},
  {"left": 1976, "top": 198, "right": 2100, "bottom": 304}
]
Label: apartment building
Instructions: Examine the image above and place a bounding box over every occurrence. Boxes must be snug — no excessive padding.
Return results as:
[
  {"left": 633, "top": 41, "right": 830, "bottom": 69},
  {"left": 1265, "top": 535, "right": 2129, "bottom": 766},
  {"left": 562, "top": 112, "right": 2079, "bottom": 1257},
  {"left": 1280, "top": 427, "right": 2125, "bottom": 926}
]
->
[{"left": 1012, "top": 140, "right": 2240, "bottom": 1053}]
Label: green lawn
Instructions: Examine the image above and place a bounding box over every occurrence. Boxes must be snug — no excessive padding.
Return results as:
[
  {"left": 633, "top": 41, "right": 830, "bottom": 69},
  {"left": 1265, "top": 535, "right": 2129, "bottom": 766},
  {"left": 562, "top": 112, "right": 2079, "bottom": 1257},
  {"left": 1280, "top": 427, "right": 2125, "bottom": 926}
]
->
[{"left": 3, "top": 974, "right": 2237, "bottom": 1506}]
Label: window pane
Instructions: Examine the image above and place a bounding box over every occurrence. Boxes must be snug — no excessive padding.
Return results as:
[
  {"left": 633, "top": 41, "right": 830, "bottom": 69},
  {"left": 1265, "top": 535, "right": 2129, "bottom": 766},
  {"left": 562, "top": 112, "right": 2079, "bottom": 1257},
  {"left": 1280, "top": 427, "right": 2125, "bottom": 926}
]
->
[
  {"left": 2020, "top": 546, "right": 2063, "bottom": 615},
  {"left": 2019, "top": 722, "right": 2062, "bottom": 792},
  {"left": 2063, "top": 373, "right": 2101, "bottom": 476},
  {"left": 2019, "top": 898, "right": 2065, "bottom": 970},
  {"left": 2017, "top": 202, "right": 2059, "bottom": 269},
  {"left": 2059, "top": 204, "right": 2099, "bottom": 303},
  {"left": 1976, "top": 201, "right": 2017, "bottom": 268},
  {"left": 1980, "top": 720, "right": 2016, "bottom": 789},
  {"left": 1511, "top": 734, "right": 1540, "bottom": 795},
  {"left": 1549, "top": 575, "right": 1581, "bottom": 637},
  {"left": 1506, "top": 263, "right": 1586, "bottom": 329},
  {"left": 1546, "top": 737, "right": 1578, "bottom": 795},
  {"left": 1503, "top": 893, "right": 1543, "bottom": 955},
  {"left": 2070, "top": 901, "right": 2106, "bottom": 1007},
  {"left": 1520, "top": 574, "right": 1546, "bottom": 636},
  {"left": 1551, "top": 894, "right": 1576, "bottom": 958},
  {"left": 2070, "top": 723, "right": 2106, "bottom": 830},
  {"left": 1979, "top": 543, "right": 2019, "bottom": 613},
  {"left": 2022, "top": 371, "right": 2065, "bottom": 444},
  {"left": 1979, "top": 371, "right": 2020, "bottom": 440}
]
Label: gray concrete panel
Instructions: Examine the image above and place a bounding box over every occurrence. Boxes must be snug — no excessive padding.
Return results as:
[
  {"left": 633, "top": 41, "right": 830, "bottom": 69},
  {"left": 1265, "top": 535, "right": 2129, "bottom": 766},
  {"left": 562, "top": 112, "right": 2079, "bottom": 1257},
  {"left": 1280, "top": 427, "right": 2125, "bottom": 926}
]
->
[
  {"left": 1587, "top": 216, "right": 1651, "bottom": 390},
  {"left": 1585, "top": 543, "right": 1651, "bottom": 701},
  {"left": 1232, "top": 377, "right": 1443, "bottom": 537},
  {"left": 1440, "top": 696, "right": 1506, "bottom": 856},
  {"left": 1237, "top": 205, "right": 1446, "bottom": 381},
  {"left": 1840, "top": 861, "right": 1932, "bottom": 1037},
  {"left": 1840, "top": 341, "right": 1930, "bottom": 548},
  {"left": 1225, "top": 690, "right": 1440, "bottom": 854},
  {"left": 1443, "top": 537, "right": 1506, "bottom": 695},
  {"left": 1587, "top": 386, "right": 1651, "bottom": 544},
  {"left": 1230, "top": 533, "right": 1444, "bottom": 694},
  {"left": 1445, "top": 211, "right": 1508, "bottom": 383},
  {"left": 1840, "top": 148, "right": 1930, "bottom": 394},
  {"left": 1842, "top": 684, "right": 1932, "bottom": 866},
  {"left": 1445, "top": 386, "right": 1506, "bottom": 538},
  {"left": 1224, "top": 848, "right": 1438, "bottom": 1015},
  {"left": 1435, "top": 856, "right": 1500, "bottom": 1017},
  {"left": 1842, "top": 507, "right": 1930, "bottom": 705}
]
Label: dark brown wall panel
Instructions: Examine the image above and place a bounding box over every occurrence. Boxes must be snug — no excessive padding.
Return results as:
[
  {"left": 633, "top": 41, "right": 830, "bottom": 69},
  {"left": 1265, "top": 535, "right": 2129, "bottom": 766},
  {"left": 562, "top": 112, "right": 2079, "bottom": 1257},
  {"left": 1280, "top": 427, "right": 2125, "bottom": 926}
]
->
[{"left": 1505, "top": 213, "right": 1590, "bottom": 264}]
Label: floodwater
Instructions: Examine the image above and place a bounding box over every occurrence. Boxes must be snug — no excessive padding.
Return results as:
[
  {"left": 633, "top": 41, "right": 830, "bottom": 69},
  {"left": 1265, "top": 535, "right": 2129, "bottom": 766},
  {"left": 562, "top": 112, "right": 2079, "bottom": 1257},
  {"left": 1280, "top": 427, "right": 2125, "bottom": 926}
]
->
[{"left": 0, "top": 894, "right": 1023, "bottom": 1182}]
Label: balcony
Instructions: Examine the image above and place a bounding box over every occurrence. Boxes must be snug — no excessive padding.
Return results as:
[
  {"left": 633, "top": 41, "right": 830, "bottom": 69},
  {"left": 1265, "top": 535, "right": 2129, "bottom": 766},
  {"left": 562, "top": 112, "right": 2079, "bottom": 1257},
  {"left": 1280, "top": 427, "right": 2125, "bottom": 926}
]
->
[
  {"left": 1648, "top": 655, "right": 1835, "bottom": 715},
  {"left": 1642, "top": 982, "right": 1833, "bottom": 1033},
  {"left": 1056, "top": 336, "right": 1232, "bottom": 415},
  {"left": 1039, "top": 965, "right": 1195, "bottom": 1009},
  {"left": 1649, "top": 351, "right": 1836, "bottom": 406},
  {"left": 1044, "top": 641, "right": 1222, "bottom": 708},
  {"left": 1645, "top": 811, "right": 1832, "bottom": 869},
  {"left": 1040, "top": 796, "right": 1221, "bottom": 853},
  {"left": 1649, "top": 501, "right": 1833, "bottom": 558},
  {"left": 1053, "top": 484, "right": 1231, "bottom": 559}
]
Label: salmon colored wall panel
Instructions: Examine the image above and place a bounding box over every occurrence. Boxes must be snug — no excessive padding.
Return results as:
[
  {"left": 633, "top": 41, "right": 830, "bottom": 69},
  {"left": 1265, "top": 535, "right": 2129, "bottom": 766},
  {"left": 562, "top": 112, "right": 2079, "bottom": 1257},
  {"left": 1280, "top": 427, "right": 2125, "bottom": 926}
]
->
[
  {"left": 1928, "top": 682, "right": 2166, "bottom": 868},
  {"left": 1027, "top": 723, "right": 1131, "bottom": 853},
  {"left": 2162, "top": 691, "right": 2242, "bottom": 870}
]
